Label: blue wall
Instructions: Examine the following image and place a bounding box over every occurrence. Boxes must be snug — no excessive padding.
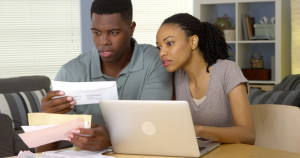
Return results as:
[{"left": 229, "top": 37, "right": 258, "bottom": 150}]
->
[
  {"left": 250, "top": 2, "right": 275, "bottom": 24},
  {"left": 81, "top": 0, "right": 94, "bottom": 53}
]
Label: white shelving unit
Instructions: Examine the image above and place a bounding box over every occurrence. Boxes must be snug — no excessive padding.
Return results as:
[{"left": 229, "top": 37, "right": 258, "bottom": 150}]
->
[{"left": 193, "top": 0, "right": 291, "bottom": 84}]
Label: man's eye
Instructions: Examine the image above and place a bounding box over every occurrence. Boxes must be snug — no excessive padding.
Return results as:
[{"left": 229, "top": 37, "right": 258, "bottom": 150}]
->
[
  {"left": 93, "top": 31, "right": 101, "bottom": 36},
  {"left": 111, "top": 32, "right": 119, "bottom": 36},
  {"left": 156, "top": 46, "right": 161, "bottom": 50},
  {"left": 167, "top": 41, "right": 174, "bottom": 46}
]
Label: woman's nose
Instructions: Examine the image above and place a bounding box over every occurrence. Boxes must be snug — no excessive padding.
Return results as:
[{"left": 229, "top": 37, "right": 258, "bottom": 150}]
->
[{"left": 159, "top": 48, "right": 167, "bottom": 58}]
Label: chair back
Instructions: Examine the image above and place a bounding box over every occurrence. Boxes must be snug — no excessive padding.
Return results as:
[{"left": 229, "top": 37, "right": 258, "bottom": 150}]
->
[
  {"left": 251, "top": 104, "right": 300, "bottom": 153},
  {"left": 0, "top": 75, "right": 51, "bottom": 93}
]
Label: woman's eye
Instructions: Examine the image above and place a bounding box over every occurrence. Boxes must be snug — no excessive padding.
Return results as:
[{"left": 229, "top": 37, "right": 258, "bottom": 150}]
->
[
  {"left": 167, "top": 41, "right": 174, "bottom": 46},
  {"left": 156, "top": 46, "right": 161, "bottom": 50}
]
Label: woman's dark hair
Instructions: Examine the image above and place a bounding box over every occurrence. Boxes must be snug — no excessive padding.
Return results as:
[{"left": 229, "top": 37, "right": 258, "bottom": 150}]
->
[
  {"left": 90, "top": 0, "right": 132, "bottom": 23},
  {"left": 161, "top": 13, "right": 230, "bottom": 72}
]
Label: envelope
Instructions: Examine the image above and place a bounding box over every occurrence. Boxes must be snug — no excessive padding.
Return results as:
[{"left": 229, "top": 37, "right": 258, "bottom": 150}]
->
[
  {"left": 51, "top": 81, "right": 119, "bottom": 105},
  {"left": 28, "top": 112, "right": 92, "bottom": 127}
]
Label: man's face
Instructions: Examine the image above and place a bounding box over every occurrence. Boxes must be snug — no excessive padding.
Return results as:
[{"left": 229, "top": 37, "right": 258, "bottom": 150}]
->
[{"left": 91, "top": 13, "right": 135, "bottom": 63}]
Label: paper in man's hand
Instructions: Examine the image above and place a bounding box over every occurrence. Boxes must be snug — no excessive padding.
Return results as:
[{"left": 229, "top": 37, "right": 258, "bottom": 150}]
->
[{"left": 51, "top": 81, "right": 118, "bottom": 105}]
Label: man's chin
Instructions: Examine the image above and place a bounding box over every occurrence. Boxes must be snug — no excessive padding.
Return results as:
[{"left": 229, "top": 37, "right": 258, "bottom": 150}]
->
[{"left": 100, "top": 57, "right": 115, "bottom": 63}]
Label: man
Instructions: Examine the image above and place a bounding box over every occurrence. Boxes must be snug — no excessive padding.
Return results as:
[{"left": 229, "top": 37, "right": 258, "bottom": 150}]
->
[{"left": 39, "top": 0, "right": 172, "bottom": 151}]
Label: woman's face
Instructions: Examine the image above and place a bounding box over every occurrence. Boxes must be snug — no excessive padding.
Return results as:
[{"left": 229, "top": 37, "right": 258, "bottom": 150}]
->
[{"left": 156, "top": 24, "right": 193, "bottom": 72}]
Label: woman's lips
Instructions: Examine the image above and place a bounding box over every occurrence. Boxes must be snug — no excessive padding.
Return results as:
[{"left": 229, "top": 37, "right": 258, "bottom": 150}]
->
[{"left": 162, "top": 60, "right": 171, "bottom": 67}]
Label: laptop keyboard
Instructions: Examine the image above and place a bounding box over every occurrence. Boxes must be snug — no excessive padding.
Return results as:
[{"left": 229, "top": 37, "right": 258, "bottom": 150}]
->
[
  {"left": 197, "top": 137, "right": 209, "bottom": 141},
  {"left": 197, "top": 137, "right": 216, "bottom": 152},
  {"left": 199, "top": 146, "right": 207, "bottom": 151}
]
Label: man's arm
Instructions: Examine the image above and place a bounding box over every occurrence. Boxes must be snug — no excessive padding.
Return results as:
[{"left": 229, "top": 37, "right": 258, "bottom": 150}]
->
[
  {"left": 36, "top": 66, "right": 76, "bottom": 152},
  {"left": 39, "top": 65, "right": 112, "bottom": 151}
]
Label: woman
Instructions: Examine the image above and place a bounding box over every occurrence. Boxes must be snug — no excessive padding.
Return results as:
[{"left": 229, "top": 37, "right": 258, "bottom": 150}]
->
[{"left": 156, "top": 13, "right": 255, "bottom": 144}]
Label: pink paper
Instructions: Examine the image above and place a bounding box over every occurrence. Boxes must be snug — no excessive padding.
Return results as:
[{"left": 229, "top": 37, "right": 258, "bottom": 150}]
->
[{"left": 19, "top": 118, "right": 84, "bottom": 148}]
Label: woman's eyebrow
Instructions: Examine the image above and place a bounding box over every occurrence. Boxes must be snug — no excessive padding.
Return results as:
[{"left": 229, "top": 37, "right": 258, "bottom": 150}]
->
[{"left": 163, "top": 36, "right": 173, "bottom": 41}]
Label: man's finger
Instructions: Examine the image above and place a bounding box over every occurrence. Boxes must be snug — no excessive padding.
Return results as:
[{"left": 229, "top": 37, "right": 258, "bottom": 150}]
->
[
  {"left": 71, "top": 136, "right": 102, "bottom": 151},
  {"left": 43, "top": 101, "right": 74, "bottom": 113},
  {"left": 78, "top": 128, "right": 98, "bottom": 136},
  {"left": 48, "top": 96, "right": 74, "bottom": 107},
  {"left": 41, "top": 90, "right": 64, "bottom": 104}
]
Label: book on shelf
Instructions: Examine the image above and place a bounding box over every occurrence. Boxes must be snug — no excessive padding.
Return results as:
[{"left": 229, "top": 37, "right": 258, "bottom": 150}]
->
[
  {"left": 241, "top": 13, "right": 248, "bottom": 40},
  {"left": 249, "top": 17, "right": 255, "bottom": 37},
  {"left": 245, "top": 15, "right": 252, "bottom": 39},
  {"left": 242, "top": 14, "right": 255, "bottom": 40}
]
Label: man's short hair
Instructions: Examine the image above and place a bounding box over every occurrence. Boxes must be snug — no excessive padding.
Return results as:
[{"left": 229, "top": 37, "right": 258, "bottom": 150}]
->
[{"left": 90, "top": 0, "right": 133, "bottom": 23}]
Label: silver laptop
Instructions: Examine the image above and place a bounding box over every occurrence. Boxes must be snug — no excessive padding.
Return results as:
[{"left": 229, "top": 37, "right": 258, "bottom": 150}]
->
[{"left": 99, "top": 100, "right": 220, "bottom": 157}]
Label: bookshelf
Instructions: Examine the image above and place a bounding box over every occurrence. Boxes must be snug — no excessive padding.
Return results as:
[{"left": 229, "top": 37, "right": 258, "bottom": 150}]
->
[{"left": 193, "top": 0, "right": 291, "bottom": 84}]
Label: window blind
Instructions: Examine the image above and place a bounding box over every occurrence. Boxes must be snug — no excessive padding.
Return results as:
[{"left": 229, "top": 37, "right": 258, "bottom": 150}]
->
[
  {"left": 131, "top": 0, "right": 193, "bottom": 46},
  {"left": 0, "top": 0, "right": 81, "bottom": 80}
]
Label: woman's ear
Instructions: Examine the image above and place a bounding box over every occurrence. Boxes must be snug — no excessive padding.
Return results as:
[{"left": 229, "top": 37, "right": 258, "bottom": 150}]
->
[{"left": 190, "top": 35, "right": 199, "bottom": 50}]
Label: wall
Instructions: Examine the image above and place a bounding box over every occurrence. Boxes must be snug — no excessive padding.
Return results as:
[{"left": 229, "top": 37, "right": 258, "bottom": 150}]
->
[
  {"left": 291, "top": 0, "right": 300, "bottom": 74},
  {"left": 81, "top": 0, "right": 94, "bottom": 53}
]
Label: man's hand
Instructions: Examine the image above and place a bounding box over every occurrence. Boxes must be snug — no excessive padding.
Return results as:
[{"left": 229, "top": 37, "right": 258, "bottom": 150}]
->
[
  {"left": 69, "top": 124, "right": 111, "bottom": 151},
  {"left": 41, "top": 90, "right": 75, "bottom": 114}
]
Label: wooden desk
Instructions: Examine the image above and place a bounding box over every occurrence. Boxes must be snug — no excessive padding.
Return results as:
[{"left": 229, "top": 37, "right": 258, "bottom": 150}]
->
[
  {"left": 11, "top": 144, "right": 300, "bottom": 158},
  {"left": 104, "top": 144, "right": 300, "bottom": 158}
]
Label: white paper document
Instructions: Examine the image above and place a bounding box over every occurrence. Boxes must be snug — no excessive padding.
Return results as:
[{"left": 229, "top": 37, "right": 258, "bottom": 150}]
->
[
  {"left": 17, "top": 148, "right": 114, "bottom": 158},
  {"left": 21, "top": 121, "right": 89, "bottom": 133},
  {"left": 41, "top": 148, "right": 114, "bottom": 158},
  {"left": 51, "top": 81, "right": 118, "bottom": 105},
  {"left": 21, "top": 125, "right": 55, "bottom": 132}
]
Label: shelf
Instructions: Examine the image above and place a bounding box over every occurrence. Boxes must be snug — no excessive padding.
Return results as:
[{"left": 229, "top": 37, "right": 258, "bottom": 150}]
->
[
  {"left": 226, "top": 41, "right": 236, "bottom": 44},
  {"left": 194, "top": 0, "right": 291, "bottom": 85},
  {"left": 237, "top": 40, "right": 275, "bottom": 43},
  {"left": 249, "top": 80, "right": 275, "bottom": 84},
  {"left": 227, "top": 40, "right": 276, "bottom": 43}
]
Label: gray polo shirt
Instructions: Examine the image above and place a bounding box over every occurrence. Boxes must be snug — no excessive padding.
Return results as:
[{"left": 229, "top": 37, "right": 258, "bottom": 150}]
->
[{"left": 55, "top": 38, "right": 173, "bottom": 125}]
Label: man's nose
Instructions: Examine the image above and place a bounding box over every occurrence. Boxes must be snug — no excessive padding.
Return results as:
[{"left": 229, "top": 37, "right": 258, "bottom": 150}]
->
[{"left": 100, "top": 34, "right": 110, "bottom": 45}]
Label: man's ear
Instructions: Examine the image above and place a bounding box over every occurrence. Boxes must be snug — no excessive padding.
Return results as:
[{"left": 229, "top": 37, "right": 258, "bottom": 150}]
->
[
  {"left": 190, "top": 35, "right": 199, "bottom": 50},
  {"left": 130, "top": 21, "right": 136, "bottom": 36}
]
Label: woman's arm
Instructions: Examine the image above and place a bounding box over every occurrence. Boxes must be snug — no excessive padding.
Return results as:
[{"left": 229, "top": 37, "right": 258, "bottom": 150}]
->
[{"left": 195, "top": 83, "right": 255, "bottom": 144}]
